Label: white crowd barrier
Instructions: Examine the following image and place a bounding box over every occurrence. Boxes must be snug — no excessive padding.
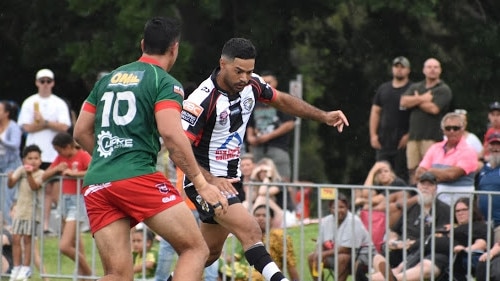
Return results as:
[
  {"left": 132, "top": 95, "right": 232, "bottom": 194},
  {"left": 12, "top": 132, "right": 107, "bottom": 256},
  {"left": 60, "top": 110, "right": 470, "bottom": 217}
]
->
[{"left": 1, "top": 175, "right": 500, "bottom": 281}]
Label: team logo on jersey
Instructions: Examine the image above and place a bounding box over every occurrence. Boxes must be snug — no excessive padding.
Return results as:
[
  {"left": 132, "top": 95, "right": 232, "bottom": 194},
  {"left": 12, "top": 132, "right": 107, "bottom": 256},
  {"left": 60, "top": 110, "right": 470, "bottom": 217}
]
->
[
  {"left": 109, "top": 71, "right": 144, "bottom": 86},
  {"left": 181, "top": 101, "right": 204, "bottom": 126},
  {"left": 96, "top": 130, "right": 133, "bottom": 158},
  {"left": 219, "top": 111, "right": 228, "bottom": 125},
  {"left": 173, "top": 85, "right": 184, "bottom": 97},
  {"left": 242, "top": 98, "right": 254, "bottom": 112}
]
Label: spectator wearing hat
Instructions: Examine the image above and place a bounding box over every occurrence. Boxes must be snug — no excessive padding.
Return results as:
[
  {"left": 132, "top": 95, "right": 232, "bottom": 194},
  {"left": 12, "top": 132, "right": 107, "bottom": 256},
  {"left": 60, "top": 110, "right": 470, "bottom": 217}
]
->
[
  {"left": 400, "top": 58, "right": 452, "bottom": 185},
  {"left": 416, "top": 112, "right": 478, "bottom": 206},
  {"left": 370, "top": 171, "right": 450, "bottom": 277},
  {"left": 482, "top": 101, "right": 500, "bottom": 161},
  {"left": 17, "top": 68, "right": 72, "bottom": 234},
  {"left": 477, "top": 132, "right": 500, "bottom": 242},
  {"left": 369, "top": 56, "right": 412, "bottom": 182}
]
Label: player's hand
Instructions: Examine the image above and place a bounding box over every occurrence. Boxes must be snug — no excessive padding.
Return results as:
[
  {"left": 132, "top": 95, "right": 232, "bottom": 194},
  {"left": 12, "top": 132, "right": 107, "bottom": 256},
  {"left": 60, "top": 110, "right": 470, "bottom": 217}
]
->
[
  {"left": 209, "top": 177, "right": 239, "bottom": 197},
  {"left": 197, "top": 183, "right": 229, "bottom": 216},
  {"left": 325, "top": 110, "right": 349, "bottom": 132}
]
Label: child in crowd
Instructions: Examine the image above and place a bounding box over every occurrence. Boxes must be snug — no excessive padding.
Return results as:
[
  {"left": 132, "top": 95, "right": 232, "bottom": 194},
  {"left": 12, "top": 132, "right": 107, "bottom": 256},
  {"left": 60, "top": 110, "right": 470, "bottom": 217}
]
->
[
  {"left": 42, "top": 132, "right": 92, "bottom": 280},
  {"left": 7, "top": 145, "right": 45, "bottom": 281},
  {"left": 132, "top": 226, "right": 157, "bottom": 281}
]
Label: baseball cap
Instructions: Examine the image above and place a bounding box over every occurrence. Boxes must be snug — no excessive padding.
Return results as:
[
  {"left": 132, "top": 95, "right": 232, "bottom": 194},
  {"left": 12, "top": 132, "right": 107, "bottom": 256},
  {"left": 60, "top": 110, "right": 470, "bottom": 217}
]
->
[
  {"left": 392, "top": 56, "right": 410, "bottom": 68},
  {"left": 36, "top": 69, "right": 54, "bottom": 80},
  {"left": 418, "top": 172, "right": 437, "bottom": 184},
  {"left": 489, "top": 101, "right": 500, "bottom": 112},
  {"left": 487, "top": 132, "right": 500, "bottom": 144}
]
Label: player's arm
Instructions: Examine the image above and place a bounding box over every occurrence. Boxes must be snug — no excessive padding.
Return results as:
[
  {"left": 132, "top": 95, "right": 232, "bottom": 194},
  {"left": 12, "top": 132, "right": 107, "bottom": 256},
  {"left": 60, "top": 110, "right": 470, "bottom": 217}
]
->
[
  {"left": 73, "top": 104, "right": 96, "bottom": 155},
  {"left": 249, "top": 120, "right": 295, "bottom": 145},
  {"left": 156, "top": 108, "right": 229, "bottom": 213},
  {"left": 269, "top": 91, "right": 349, "bottom": 132}
]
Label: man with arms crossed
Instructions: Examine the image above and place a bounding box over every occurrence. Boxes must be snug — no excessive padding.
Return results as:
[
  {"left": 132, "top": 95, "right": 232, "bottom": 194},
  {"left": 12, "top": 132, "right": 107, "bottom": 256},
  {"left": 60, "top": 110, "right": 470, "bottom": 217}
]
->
[
  {"left": 73, "top": 17, "right": 229, "bottom": 281},
  {"left": 400, "top": 58, "right": 452, "bottom": 184},
  {"left": 369, "top": 56, "right": 412, "bottom": 181},
  {"left": 180, "top": 38, "right": 348, "bottom": 281}
]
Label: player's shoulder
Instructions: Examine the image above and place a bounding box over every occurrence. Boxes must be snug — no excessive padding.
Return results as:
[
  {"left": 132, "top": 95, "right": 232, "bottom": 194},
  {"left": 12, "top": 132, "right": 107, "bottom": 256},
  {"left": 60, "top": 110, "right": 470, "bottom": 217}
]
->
[{"left": 188, "top": 77, "right": 215, "bottom": 101}]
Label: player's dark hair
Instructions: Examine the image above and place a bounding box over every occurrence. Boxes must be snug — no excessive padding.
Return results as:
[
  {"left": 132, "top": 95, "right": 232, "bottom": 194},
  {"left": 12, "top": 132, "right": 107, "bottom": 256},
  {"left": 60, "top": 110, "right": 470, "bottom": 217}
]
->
[
  {"left": 221, "top": 38, "right": 257, "bottom": 60},
  {"left": 143, "top": 17, "right": 181, "bottom": 55},
  {"left": 52, "top": 132, "right": 75, "bottom": 148},
  {"left": 22, "top": 144, "right": 42, "bottom": 158}
]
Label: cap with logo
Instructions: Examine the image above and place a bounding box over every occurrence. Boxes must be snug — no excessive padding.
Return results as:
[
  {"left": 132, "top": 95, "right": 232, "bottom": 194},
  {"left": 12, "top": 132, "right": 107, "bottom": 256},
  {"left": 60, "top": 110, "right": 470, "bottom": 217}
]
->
[
  {"left": 36, "top": 69, "right": 54, "bottom": 80},
  {"left": 418, "top": 171, "right": 437, "bottom": 184},
  {"left": 392, "top": 56, "right": 410, "bottom": 68},
  {"left": 488, "top": 132, "right": 500, "bottom": 144},
  {"left": 489, "top": 101, "right": 500, "bottom": 112}
]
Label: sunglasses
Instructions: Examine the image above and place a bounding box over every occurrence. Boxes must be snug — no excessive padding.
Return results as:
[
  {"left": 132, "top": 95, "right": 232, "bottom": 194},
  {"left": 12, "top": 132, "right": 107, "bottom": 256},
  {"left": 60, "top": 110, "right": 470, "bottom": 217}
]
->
[
  {"left": 444, "top": 125, "right": 462, "bottom": 131},
  {"left": 38, "top": 79, "right": 53, "bottom": 84}
]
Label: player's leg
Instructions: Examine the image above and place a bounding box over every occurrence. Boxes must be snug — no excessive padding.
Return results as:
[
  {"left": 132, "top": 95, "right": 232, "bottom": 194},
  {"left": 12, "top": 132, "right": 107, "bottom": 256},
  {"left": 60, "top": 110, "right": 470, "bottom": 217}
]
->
[
  {"left": 214, "top": 203, "right": 289, "bottom": 281},
  {"left": 145, "top": 203, "right": 208, "bottom": 281},
  {"left": 93, "top": 218, "right": 133, "bottom": 281}
]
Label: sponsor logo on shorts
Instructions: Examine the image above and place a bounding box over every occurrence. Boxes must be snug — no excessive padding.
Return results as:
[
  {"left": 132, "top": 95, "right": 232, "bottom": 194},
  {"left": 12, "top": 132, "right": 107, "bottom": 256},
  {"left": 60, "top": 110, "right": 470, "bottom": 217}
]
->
[
  {"left": 156, "top": 183, "right": 170, "bottom": 194},
  {"left": 162, "top": 195, "right": 176, "bottom": 203}
]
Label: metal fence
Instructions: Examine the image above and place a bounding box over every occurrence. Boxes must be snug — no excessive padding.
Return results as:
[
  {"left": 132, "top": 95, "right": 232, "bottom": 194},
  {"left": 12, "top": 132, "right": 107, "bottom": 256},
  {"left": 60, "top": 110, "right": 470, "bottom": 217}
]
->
[{"left": 1, "top": 174, "right": 500, "bottom": 281}]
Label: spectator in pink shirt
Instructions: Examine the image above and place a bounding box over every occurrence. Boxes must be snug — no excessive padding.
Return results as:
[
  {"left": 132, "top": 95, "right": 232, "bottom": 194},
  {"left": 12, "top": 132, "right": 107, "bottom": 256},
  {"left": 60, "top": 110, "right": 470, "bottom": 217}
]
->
[{"left": 416, "top": 112, "right": 478, "bottom": 206}]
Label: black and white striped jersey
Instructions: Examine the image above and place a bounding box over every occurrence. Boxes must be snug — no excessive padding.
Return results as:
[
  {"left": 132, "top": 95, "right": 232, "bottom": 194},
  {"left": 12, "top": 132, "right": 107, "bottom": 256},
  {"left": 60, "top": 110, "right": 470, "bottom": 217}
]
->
[{"left": 181, "top": 68, "right": 276, "bottom": 179}]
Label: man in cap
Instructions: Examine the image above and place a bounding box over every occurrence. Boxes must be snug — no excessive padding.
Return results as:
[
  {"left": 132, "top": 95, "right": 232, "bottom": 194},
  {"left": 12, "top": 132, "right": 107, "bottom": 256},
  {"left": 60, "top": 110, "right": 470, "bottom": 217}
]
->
[
  {"left": 477, "top": 132, "right": 500, "bottom": 242},
  {"left": 369, "top": 56, "right": 412, "bottom": 182},
  {"left": 482, "top": 101, "right": 500, "bottom": 161},
  {"left": 415, "top": 112, "right": 478, "bottom": 205},
  {"left": 17, "top": 68, "right": 72, "bottom": 234},
  {"left": 469, "top": 132, "right": 500, "bottom": 281},
  {"left": 370, "top": 171, "right": 450, "bottom": 278},
  {"left": 400, "top": 58, "right": 452, "bottom": 184}
]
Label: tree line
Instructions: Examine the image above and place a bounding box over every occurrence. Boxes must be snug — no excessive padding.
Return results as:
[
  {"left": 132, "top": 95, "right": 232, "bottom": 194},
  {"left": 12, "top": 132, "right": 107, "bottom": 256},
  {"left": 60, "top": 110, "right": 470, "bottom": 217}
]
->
[{"left": 1, "top": 0, "right": 499, "bottom": 184}]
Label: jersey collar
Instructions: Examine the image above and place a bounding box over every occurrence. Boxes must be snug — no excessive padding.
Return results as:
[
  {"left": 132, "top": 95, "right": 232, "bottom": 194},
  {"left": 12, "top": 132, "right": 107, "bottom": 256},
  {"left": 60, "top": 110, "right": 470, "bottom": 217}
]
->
[{"left": 138, "top": 56, "right": 162, "bottom": 67}]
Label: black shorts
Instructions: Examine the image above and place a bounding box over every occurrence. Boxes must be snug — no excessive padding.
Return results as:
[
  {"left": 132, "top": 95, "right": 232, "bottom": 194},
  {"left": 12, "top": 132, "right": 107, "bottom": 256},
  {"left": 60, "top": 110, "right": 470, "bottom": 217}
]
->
[{"left": 184, "top": 181, "right": 244, "bottom": 224}]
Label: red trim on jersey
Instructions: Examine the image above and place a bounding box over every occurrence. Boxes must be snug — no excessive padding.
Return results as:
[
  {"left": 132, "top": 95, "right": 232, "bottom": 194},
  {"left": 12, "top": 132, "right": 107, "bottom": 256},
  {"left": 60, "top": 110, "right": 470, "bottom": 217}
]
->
[
  {"left": 82, "top": 102, "right": 96, "bottom": 113},
  {"left": 155, "top": 100, "right": 181, "bottom": 112},
  {"left": 185, "top": 131, "right": 197, "bottom": 141},
  {"left": 138, "top": 56, "right": 162, "bottom": 67}
]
